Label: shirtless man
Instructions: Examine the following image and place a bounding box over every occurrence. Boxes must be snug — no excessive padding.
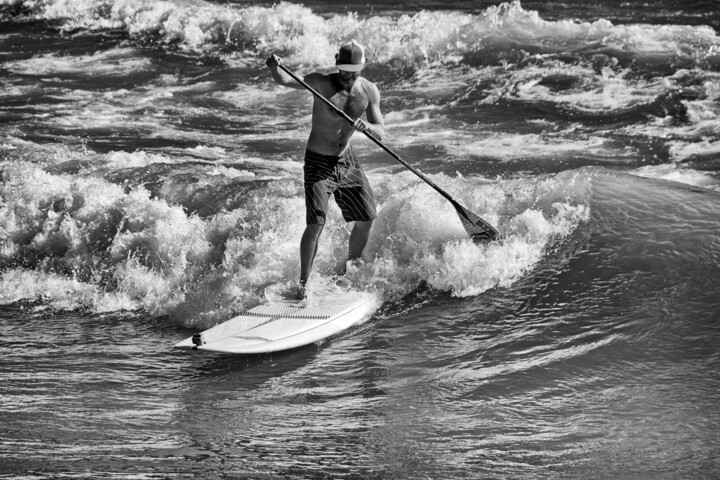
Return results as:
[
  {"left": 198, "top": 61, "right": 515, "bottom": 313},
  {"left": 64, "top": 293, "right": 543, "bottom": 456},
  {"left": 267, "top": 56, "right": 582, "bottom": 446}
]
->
[{"left": 266, "top": 41, "right": 385, "bottom": 300}]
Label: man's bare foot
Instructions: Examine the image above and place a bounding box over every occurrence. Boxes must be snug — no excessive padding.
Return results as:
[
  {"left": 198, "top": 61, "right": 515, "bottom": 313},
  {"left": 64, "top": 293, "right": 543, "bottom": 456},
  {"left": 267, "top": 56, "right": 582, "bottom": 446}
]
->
[
  {"left": 293, "top": 282, "right": 307, "bottom": 301},
  {"left": 334, "top": 258, "right": 365, "bottom": 278}
]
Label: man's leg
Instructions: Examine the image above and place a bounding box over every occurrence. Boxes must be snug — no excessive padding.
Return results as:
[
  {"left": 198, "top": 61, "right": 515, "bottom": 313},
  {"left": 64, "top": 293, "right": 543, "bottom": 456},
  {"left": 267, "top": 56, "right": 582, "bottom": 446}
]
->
[
  {"left": 300, "top": 224, "right": 324, "bottom": 287},
  {"left": 332, "top": 220, "right": 373, "bottom": 277},
  {"left": 348, "top": 219, "right": 374, "bottom": 261}
]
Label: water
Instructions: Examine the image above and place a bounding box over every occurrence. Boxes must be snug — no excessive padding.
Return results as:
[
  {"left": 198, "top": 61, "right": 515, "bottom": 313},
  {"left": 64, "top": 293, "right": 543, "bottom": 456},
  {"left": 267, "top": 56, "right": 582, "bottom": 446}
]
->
[{"left": 1, "top": 0, "right": 719, "bottom": 478}]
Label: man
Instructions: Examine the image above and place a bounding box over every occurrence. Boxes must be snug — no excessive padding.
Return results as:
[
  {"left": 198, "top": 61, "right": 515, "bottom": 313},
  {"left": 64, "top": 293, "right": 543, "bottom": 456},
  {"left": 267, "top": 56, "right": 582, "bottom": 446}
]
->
[{"left": 266, "top": 41, "right": 385, "bottom": 300}]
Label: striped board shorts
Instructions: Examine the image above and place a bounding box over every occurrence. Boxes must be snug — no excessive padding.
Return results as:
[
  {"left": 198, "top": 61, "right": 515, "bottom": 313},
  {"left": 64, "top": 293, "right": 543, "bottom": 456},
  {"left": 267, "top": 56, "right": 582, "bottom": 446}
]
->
[{"left": 303, "top": 148, "right": 377, "bottom": 225}]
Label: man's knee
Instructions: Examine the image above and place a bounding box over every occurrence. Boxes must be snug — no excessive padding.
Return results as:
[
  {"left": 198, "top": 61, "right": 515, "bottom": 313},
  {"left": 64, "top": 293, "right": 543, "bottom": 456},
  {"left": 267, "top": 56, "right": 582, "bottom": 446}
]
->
[
  {"left": 355, "top": 219, "right": 374, "bottom": 233},
  {"left": 303, "top": 223, "right": 324, "bottom": 239}
]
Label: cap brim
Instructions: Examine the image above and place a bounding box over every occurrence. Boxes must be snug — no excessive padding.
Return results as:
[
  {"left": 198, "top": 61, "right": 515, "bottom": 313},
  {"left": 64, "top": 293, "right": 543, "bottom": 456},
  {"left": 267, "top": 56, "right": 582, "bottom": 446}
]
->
[{"left": 336, "top": 64, "right": 364, "bottom": 72}]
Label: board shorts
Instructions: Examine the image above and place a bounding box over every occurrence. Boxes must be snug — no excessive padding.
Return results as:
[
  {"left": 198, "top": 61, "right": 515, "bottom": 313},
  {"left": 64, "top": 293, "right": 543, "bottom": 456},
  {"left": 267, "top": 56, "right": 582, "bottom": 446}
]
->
[{"left": 303, "top": 148, "right": 377, "bottom": 225}]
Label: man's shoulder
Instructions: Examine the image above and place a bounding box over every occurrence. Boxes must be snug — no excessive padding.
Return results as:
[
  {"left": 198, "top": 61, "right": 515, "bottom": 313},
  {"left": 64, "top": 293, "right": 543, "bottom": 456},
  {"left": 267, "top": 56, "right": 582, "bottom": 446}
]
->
[
  {"left": 357, "top": 76, "right": 377, "bottom": 87},
  {"left": 303, "top": 72, "right": 337, "bottom": 93},
  {"left": 304, "top": 71, "right": 333, "bottom": 84},
  {"left": 358, "top": 77, "right": 380, "bottom": 98}
]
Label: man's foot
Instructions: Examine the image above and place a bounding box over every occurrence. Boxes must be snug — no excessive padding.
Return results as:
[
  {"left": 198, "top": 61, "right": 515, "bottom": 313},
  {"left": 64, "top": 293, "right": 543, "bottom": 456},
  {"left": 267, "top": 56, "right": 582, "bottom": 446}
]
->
[
  {"left": 294, "top": 283, "right": 307, "bottom": 301},
  {"left": 333, "top": 258, "right": 366, "bottom": 278},
  {"left": 264, "top": 282, "right": 307, "bottom": 304},
  {"left": 292, "top": 282, "right": 308, "bottom": 308}
]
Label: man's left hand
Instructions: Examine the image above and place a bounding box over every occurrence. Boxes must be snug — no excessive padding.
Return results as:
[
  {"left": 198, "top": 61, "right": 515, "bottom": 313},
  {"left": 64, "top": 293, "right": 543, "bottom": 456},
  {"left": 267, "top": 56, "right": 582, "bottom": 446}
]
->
[{"left": 353, "top": 119, "right": 368, "bottom": 133}]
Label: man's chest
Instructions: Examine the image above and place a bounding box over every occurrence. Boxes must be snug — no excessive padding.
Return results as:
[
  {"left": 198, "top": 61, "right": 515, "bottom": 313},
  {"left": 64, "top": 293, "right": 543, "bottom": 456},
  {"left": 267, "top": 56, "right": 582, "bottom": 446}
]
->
[{"left": 324, "top": 89, "right": 368, "bottom": 118}]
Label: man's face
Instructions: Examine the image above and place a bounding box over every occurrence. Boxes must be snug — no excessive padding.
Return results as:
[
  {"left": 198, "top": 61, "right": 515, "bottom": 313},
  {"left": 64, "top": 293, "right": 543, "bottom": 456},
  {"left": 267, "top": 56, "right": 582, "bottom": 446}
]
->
[{"left": 338, "top": 69, "right": 360, "bottom": 87}]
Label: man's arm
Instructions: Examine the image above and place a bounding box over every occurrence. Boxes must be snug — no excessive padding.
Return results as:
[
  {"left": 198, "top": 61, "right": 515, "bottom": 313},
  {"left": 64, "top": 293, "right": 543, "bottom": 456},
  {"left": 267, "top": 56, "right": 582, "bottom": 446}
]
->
[
  {"left": 266, "top": 54, "right": 306, "bottom": 90},
  {"left": 354, "top": 82, "right": 385, "bottom": 140}
]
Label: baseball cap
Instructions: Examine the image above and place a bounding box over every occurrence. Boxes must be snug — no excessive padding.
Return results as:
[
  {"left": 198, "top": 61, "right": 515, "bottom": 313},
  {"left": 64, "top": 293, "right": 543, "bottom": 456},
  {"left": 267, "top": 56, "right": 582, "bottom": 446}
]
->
[{"left": 336, "top": 41, "right": 366, "bottom": 72}]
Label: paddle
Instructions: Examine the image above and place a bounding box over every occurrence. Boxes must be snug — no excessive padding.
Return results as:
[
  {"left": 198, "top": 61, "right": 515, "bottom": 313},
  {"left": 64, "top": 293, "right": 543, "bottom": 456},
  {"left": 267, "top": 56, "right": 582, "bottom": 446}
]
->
[{"left": 277, "top": 63, "right": 499, "bottom": 243}]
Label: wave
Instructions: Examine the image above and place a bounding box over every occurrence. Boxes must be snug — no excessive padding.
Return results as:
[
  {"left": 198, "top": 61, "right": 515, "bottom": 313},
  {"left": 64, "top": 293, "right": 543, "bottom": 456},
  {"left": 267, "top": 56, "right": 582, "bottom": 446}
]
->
[
  {"left": 3, "top": 0, "right": 719, "bottom": 70},
  {"left": 0, "top": 145, "right": 590, "bottom": 324}
]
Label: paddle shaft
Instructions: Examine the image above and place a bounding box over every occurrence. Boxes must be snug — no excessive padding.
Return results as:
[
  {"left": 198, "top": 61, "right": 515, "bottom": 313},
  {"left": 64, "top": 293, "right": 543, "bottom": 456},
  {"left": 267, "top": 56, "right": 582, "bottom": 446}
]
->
[{"left": 277, "top": 63, "right": 464, "bottom": 211}]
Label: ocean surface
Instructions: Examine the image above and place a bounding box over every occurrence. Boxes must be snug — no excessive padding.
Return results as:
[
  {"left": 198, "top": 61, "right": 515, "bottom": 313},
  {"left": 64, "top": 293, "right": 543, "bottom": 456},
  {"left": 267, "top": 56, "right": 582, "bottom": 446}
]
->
[{"left": 1, "top": 0, "right": 719, "bottom": 478}]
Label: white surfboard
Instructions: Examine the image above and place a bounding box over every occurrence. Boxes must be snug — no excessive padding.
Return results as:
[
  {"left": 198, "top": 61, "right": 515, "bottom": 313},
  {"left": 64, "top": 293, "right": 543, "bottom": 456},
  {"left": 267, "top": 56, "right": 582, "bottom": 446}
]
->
[{"left": 174, "top": 295, "right": 373, "bottom": 354}]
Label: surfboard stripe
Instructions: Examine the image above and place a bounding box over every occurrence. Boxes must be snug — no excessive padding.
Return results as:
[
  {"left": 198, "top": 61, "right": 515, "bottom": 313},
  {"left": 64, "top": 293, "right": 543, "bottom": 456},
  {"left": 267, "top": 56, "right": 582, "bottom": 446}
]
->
[{"left": 248, "top": 302, "right": 360, "bottom": 319}]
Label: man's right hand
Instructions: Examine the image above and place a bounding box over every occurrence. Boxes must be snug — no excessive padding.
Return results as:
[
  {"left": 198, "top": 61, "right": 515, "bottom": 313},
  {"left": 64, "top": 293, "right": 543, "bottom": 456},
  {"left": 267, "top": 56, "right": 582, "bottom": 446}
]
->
[{"left": 266, "top": 54, "right": 282, "bottom": 69}]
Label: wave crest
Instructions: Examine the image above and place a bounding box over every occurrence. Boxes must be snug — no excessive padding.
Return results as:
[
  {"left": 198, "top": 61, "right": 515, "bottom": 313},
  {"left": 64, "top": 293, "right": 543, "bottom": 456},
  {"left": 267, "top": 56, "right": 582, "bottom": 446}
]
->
[{"left": 4, "top": 0, "right": 718, "bottom": 70}]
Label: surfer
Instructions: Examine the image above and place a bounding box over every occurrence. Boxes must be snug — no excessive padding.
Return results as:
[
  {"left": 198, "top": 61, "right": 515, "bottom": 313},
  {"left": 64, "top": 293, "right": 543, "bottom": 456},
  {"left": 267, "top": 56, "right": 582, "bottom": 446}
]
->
[{"left": 266, "top": 41, "right": 385, "bottom": 300}]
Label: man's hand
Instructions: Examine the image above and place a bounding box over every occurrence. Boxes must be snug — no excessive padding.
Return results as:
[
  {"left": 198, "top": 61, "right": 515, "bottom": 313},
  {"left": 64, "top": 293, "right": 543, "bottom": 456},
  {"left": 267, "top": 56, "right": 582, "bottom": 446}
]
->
[
  {"left": 353, "top": 118, "right": 368, "bottom": 133},
  {"left": 266, "top": 54, "right": 283, "bottom": 70}
]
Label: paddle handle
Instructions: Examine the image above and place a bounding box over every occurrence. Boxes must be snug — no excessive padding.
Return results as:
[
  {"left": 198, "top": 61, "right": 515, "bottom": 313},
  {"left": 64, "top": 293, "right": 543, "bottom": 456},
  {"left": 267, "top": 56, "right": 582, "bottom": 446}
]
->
[{"left": 276, "top": 63, "right": 462, "bottom": 209}]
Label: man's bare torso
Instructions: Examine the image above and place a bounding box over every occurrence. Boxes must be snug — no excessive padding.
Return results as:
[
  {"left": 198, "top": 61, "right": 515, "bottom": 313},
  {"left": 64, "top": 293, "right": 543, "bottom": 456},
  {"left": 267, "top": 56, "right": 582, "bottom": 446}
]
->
[{"left": 303, "top": 73, "right": 377, "bottom": 156}]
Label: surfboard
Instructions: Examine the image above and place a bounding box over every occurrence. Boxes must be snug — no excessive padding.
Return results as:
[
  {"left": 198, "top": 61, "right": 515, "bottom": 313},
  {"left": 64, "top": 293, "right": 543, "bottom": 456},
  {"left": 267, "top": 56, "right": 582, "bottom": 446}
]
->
[{"left": 174, "top": 295, "right": 373, "bottom": 354}]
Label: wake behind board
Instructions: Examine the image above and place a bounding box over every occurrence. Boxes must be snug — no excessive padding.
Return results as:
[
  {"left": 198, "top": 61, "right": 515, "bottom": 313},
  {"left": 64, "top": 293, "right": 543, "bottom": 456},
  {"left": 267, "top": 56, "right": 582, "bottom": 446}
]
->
[{"left": 174, "top": 295, "right": 373, "bottom": 354}]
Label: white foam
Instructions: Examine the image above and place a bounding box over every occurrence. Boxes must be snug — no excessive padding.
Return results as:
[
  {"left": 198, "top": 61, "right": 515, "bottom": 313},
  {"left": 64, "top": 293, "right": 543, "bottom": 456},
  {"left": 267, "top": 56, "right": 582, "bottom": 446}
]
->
[
  {"left": 631, "top": 164, "right": 720, "bottom": 192},
  {"left": 0, "top": 269, "right": 115, "bottom": 311},
  {"left": 390, "top": 129, "right": 633, "bottom": 163},
  {"left": 499, "top": 64, "right": 662, "bottom": 111},
  {"left": 669, "top": 139, "right": 720, "bottom": 162},
  {"left": 3, "top": 48, "right": 151, "bottom": 76}
]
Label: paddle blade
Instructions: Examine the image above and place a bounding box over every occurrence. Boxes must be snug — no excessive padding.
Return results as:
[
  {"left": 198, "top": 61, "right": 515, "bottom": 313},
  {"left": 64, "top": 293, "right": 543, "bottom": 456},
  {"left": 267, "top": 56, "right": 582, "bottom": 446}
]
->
[{"left": 455, "top": 204, "right": 499, "bottom": 243}]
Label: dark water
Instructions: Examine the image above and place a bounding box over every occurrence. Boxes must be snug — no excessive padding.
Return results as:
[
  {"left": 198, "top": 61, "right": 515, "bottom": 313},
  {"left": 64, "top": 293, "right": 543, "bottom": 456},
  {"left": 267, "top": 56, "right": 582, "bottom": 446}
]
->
[{"left": 1, "top": 0, "right": 719, "bottom": 478}]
